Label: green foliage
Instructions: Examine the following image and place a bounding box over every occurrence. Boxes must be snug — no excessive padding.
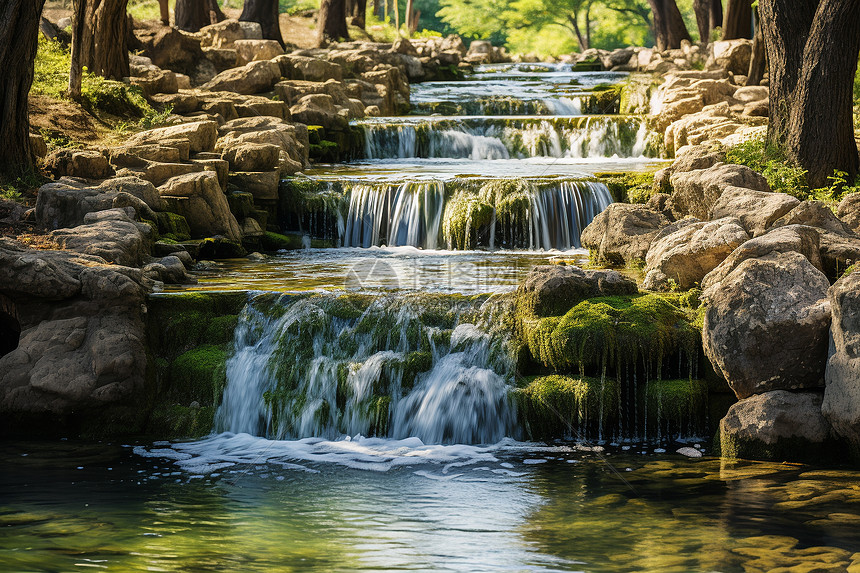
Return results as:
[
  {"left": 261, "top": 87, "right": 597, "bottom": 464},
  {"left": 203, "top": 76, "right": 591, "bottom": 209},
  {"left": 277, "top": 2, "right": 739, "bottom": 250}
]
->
[
  {"left": 595, "top": 171, "right": 655, "bottom": 203},
  {"left": 514, "top": 374, "right": 618, "bottom": 438},
  {"left": 127, "top": 0, "right": 165, "bottom": 21},
  {"left": 0, "top": 169, "right": 48, "bottom": 200}
]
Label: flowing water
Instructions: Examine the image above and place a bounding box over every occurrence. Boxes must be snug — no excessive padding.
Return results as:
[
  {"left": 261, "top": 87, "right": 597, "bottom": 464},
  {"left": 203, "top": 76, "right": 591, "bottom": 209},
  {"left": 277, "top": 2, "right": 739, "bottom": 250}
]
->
[{"left": 8, "top": 63, "right": 840, "bottom": 573}]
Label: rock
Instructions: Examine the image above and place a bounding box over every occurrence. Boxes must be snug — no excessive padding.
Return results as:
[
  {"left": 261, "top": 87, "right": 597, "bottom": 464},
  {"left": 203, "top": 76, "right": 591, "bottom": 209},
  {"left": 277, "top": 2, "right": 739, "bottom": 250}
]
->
[
  {"left": 818, "top": 232, "right": 860, "bottom": 284},
  {"left": 129, "top": 68, "right": 178, "bottom": 96},
  {"left": 203, "top": 47, "right": 239, "bottom": 71},
  {"left": 125, "top": 121, "right": 218, "bottom": 154},
  {"left": 274, "top": 54, "right": 343, "bottom": 82},
  {"left": 35, "top": 177, "right": 161, "bottom": 230},
  {"left": 158, "top": 172, "right": 242, "bottom": 241},
  {"left": 517, "top": 265, "right": 638, "bottom": 317},
  {"left": 143, "top": 255, "right": 196, "bottom": 284},
  {"left": 110, "top": 144, "right": 182, "bottom": 166},
  {"left": 702, "top": 251, "right": 831, "bottom": 399},
  {"left": 202, "top": 60, "right": 281, "bottom": 94},
  {"left": 239, "top": 217, "right": 264, "bottom": 238},
  {"left": 663, "top": 103, "right": 745, "bottom": 156},
  {"left": 676, "top": 446, "right": 702, "bottom": 458},
  {"left": 772, "top": 200, "right": 856, "bottom": 236},
  {"left": 215, "top": 116, "right": 308, "bottom": 173},
  {"left": 238, "top": 21, "right": 262, "bottom": 39},
  {"left": 289, "top": 94, "right": 349, "bottom": 131},
  {"left": 720, "top": 390, "right": 834, "bottom": 461},
  {"left": 221, "top": 142, "right": 280, "bottom": 172},
  {"left": 49, "top": 210, "right": 152, "bottom": 267},
  {"left": 198, "top": 19, "right": 244, "bottom": 48},
  {"left": 822, "top": 270, "right": 860, "bottom": 453},
  {"left": 580, "top": 203, "right": 671, "bottom": 266},
  {"left": 701, "top": 225, "right": 824, "bottom": 291},
  {"left": 741, "top": 99, "right": 769, "bottom": 118},
  {"left": 732, "top": 85, "right": 768, "bottom": 103},
  {"left": 228, "top": 171, "right": 279, "bottom": 202},
  {"left": 709, "top": 186, "right": 801, "bottom": 237},
  {"left": 131, "top": 21, "right": 203, "bottom": 74},
  {"left": 148, "top": 91, "right": 199, "bottom": 114},
  {"left": 642, "top": 217, "right": 749, "bottom": 291},
  {"left": 712, "top": 39, "right": 752, "bottom": 76},
  {"left": 838, "top": 193, "right": 860, "bottom": 235},
  {"left": 29, "top": 133, "right": 48, "bottom": 158},
  {"left": 654, "top": 144, "right": 725, "bottom": 194},
  {"left": 234, "top": 39, "right": 284, "bottom": 65},
  {"left": 669, "top": 162, "right": 770, "bottom": 220},
  {"left": 43, "top": 149, "right": 113, "bottom": 180},
  {"left": 391, "top": 38, "right": 419, "bottom": 56}
]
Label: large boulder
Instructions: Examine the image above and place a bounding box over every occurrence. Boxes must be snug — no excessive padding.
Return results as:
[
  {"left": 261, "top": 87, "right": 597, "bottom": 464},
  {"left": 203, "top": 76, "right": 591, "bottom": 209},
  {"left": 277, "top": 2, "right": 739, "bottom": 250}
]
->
[
  {"left": 653, "top": 143, "right": 725, "bottom": 194},
  {"left": 702, "top": 251, "right": 831, "bottom": 399},
  {"left": 517, "top": 265, "right": 638, "bottom": 317},
  {"left": 289, "top": 94, "right": 349, "bottom": 131},
  {"left": 668, "top": 162, "right": 770, "bottom": 220},
  {"left": 221, "top": 142, "right": 280, "bottom": 172},
  {"left": 36, "top": 176, "right": 161, "bottom": 230},
  {"left": 642, "top": 217, "right": 749, "bottom": 291},
  {"left": 215, "top": 116, "right": 308, "bottom": 173},
  {"left": 822, "top": 269, "right": 860, "bottom": 453},
  {"left": 234, "top": 39, "right": 284, "bottom": 65},
  {"left": 663, "top": 102, "right": 745, "bottom": 155},
  {"left": 158, "top": 171, "right": 242, "bottom": 241},
  {"left": 125, "top": 121, "right": 218, "bottom": 154},
  {"left": 198, "top": 19, "right": 244, "bottom": 49},
  {"left": 711, "top": 39, "right": 752, "bottom": 75},
  {"left": 580, "top": 203, "right": 670, "bottom": 266},
  {"left": 720, "top": 390, "right": 834, "bottom": 462},
  {"left": 274, "top": 54, "right": 343, "bottom": 82},
  {"left": 202, "top": 60, "right": 281, "bottom": 94},
  {"left": 0, "top": 239, "right": 149, "bottom": 429},
  {"left": 701, "top": 225, "right": 823, "bottom": 291},
  {"left": 43, "top": 149, "right": 113, "bottom": 180},
  {"left": 838, "top": 193, "right": 860, "bottom": 235},
  {"left": 48, "top": 209, "right": 152, "bottom": 267},
  {"left": 772, "top": 200, "right": 856, "bottom": 235},
  {"left": 709, "top": 186, "right": 800, "bottom": 237}
]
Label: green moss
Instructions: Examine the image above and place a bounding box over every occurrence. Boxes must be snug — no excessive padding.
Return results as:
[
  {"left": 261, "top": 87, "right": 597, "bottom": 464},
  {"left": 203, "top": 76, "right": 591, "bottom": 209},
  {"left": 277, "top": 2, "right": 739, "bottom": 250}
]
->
[
  {"left": 146, "top": 405, "right": 215, "bottom": 440},
  {"left": 155, "top": 212, "right": 191, "bottom": 242},
  {"left": 514, "top": 375, "right": 618, "bottom": 439},
  {"left": 401, "top": 351, "right": 433, "bottom": 390},
  {"left": 720, "top": 432, "right": 841, "bottom": 464},
  {"left": 646, "top": 378, "right": 708, "bottom": 436},
  {"left": 198, "top": 237, "right": 247, "bottom": 259},
  {"left": 262, "top": 231, "right": 304, "bottom": 251},
  {"left": 595, "top": 171, "right": 657, "bottom": 203},
  {"left": 581, "top": 84, "right": 622, "bottom": 114},
  {"left": 442, "top": 189, "right": 494, "bottom": 249},
  {"left": 169, "top": 345, "right": 228, "bottom": 405}
]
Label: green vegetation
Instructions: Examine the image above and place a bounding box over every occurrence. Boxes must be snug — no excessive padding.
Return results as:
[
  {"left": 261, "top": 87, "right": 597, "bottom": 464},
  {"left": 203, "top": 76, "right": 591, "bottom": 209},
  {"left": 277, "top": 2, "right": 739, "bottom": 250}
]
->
[
  {"left": 515, "top": 374, "right": 618, "bottom": 439},
  {"left": 595, "top": 171, "right": 656, "bottom": 203},
  {"left": 726, "top": 137, "right": 860, "bottom": 203}
]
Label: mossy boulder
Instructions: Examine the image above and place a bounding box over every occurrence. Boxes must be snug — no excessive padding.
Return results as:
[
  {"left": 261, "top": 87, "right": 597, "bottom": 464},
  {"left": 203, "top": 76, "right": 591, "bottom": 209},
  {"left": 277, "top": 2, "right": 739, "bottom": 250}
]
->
[
  {"left": 515, "top": 375, "right": 617, "bottom": 439},
  {"left": 517, "top": 265, "right": 638, "bottom": 318},
  {"left": 154, "top": 211, "right": 191, "bottom": 242}
]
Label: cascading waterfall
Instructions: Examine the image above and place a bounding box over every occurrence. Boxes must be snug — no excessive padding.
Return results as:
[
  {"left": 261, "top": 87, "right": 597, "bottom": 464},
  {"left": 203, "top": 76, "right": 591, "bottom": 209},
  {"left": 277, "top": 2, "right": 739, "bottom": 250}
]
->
[
  {"left": 303, "top": 178, "right": 613, "bottom": 251},
  {"left": 359, "top": 116, "right": 649, "bottom": 160},
  {"left": 215, "top": 293, "right": 517, "bottom": 444}
]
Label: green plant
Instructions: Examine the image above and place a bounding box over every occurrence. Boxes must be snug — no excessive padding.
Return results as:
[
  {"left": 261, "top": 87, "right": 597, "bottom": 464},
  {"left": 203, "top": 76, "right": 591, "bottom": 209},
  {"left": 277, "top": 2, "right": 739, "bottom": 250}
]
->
[{"left": 725, "top": 137, "right": 809, "bottom": 198}]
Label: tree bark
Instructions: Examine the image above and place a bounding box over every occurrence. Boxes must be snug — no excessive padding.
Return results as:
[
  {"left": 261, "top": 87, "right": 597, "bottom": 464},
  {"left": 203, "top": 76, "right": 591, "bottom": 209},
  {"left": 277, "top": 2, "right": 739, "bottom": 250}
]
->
[
  {"left": 70, "top": 0, "right": 130, "bottom": 81},
  {"left": 158, "top": 0, "right": 169, "bottom": 25},
  {"left": 240, "top": 0, "right": 284, "bottom": 47},
  {"left": 208, "top": 0, "right": 226, "bottom": 22},
  {"left": 648, "top": 0, "right": 691, "bottom": 50},
  {"left": 405, "top": 0, "right": 414, "bottom": 35},
  {"left": 745, "top": 13, "right": 765, "bottom": 86},
  {"left": 317, "top": 0, "right": 349, "bottom": 46},
  {"left": 693, "top": 0, "right": 710, "bottom": 42},
  {"left": 346, "top": 0, "right": 366, "bottom": 28},
  {"left": 69, "top": 0, "right": 85, "bottom": 99},
  {"left": 709, "top": 0, "right": 722, "bottom": 34},
  {"left": 723, "top": 0, "right": 753, "bottom": 40},
  {"left": 760, "top": 0, "right": 860, "bottom": 187},
  {"left": 0, "top": 0, "right": 46, "bottom": 177},
  {"left": 175, "top": 0, "right": 209, "bottom": 32}
]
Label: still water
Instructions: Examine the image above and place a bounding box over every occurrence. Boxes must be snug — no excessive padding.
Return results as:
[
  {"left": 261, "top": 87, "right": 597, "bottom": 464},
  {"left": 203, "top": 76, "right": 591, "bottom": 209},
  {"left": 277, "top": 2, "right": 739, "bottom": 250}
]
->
[{"left": 3, "top": 440, "right": 860, "bottom": 572}]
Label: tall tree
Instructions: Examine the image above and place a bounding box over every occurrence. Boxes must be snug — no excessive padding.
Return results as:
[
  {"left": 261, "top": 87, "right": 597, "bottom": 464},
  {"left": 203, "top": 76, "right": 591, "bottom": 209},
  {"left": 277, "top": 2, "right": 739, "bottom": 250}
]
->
[
  {"left": 346, "top": 0, "right": 367, "bottom": 28},
  {"left": 68, "top": 0, "right": 130, "bottom": 92},
  {"left": 240, "top": 0, "right": 285, "bottom": 47},
  {"left": 317, "top": 0, "right": 349, "bottom": 46},
  {"left": 759, "top": 0, "right": 860, "bottom": 187},
  {"left": 175, "top": 0, "right": 225, "bottom": 32},
  {"left": 693, "top": 0, "right": 722, "bottom": 42},
  {"left": 648, "top": 0, "right": 691, "bottom": 50},
  {"left": 0, "top": 0, "right": 46, "bottom": 177},
  {"left": 722, "top": 0, "right": 753, "bottom": 39},
  {"left": 505, "top": 0, "right": 596, "bottom": 52},
  {"left": 746, "top": 10, "right": 765, "bottom": 86}
]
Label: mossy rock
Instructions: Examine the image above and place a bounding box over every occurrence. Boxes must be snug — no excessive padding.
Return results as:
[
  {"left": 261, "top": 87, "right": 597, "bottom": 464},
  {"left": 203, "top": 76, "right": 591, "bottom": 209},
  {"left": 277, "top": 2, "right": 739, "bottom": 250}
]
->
[
  {"left": 227, "top": 191, "right": 256, "bottom": 220},
  {"left": 198, "top": 237, "right": 246, "bottom": 259},
  {"left": 154, "top": 211, "right": 191, "bottom": 241},
  {"left": 146, "top": 404, "right": 216, "bottom": 440},
  {"left": 645, "top": 378, "right": 709, "bottom": 438},
  {"left": 169, "top": 345, "right": 229, "bottom": 405},
  {"left": 515, "top": 374, "right": 618, "bottom": 440},
  {"left": 594, "top": 171, "right": 656, "bottom": 204},
  {"left": 442, "top": 189, "right": 494, "bottom": 249},
  {"left": 147, "top": 291, "right": 247, "bottom": 357},
  {"left": 261, "top": 231, "right": 304, "bottom": 251}
]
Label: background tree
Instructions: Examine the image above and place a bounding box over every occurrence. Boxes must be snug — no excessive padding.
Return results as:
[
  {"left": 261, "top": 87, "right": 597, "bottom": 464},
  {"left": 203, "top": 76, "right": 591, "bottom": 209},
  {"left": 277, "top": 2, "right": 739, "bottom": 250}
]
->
[
  {"left": 68, "top": 0, "right": 130, "bottom": 100},
  {"left": 175, "top": 0, "right": 225, "bottom": 32},
  {"left": 346, "top": 0, "right": 367, "bottom": 28},
  {"left": 745, "top": 10, "right": 765, "bottom": 86},
  {"left": 240, "top": 0, "right": 285, "bottom": 46},
  {"left": 647, "top": 0, "right": 691, "bottom": 50},
  {"left": 722, "top": 0, "right": 752, "bottom": 39},
  {"left": 759, "top": 0, "right": 860, "bottom": 187},
  {"left": 692, "top": 0, "right": 721, "bottom": 43},
  {"left": 0, "top": 0, "right": 46, "bottom": 177},
  {"left": 317, "top": 0, "right": 349, "bottom": 46}
]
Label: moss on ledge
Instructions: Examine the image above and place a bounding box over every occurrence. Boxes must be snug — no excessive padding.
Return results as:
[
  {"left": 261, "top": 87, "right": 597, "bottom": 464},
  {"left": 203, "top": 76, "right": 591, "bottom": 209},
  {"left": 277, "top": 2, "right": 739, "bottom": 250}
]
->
[{"left": 514, "top": 375, "right": 618, "bottom": 440}]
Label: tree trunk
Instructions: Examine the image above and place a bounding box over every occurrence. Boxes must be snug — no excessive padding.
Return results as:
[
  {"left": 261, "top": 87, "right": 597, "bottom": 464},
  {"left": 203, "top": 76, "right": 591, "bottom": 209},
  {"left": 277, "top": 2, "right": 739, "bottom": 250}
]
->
[
  {"left": 648, "top": 0, "right": 691, "bottom": 50},
  {"left": 208, "top": 0, "right": 226, "bottom": 23},
  {"left": 0, "top": 0, "right": 45, "bottom": 177},
  {"left": 158, "top": 0, "right": 169, "bottom": 25},
  {"left": 405, "top": 0, "right": 413, "bottom": 35},
  {"left": 175, "top": 0, "right": 209, "bottom": 32},
  {"left": 745, "top": 13, "right": 765, "bottom": 86},
  {"left": 760, "top": 0, "right": 860, "bottom": 187},
  {"left": 70, "top": 0, "right": 130, "bottom": 82},
  {"left": 240, "top": 0, "right": 284, "bottom": 47},
  {"left": 317, "top": 0, "right": 349, "bottom": 46},
  {"left": 347, "top": 0, "right": 366, "bottom": 28},
  {"left": 709, "top": 0, "right": 722, "bottom": 35},
  {"left": 693, "top": 0, "right": 709, "bottom": 42},
  {"left": 393, "top": 0, "right": 400, "bottom": 35},
  {"left": 723, "top": 0, "right": 753, "bottom": 40}
]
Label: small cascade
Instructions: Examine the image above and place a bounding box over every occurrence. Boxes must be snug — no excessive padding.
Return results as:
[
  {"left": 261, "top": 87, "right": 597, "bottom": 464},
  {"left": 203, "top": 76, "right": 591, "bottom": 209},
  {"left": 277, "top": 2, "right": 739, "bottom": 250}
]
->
[
  {"left": 358, "top": 116, "right": 650, "bottom": 160},
  {"left": 411, "top": 96, "right": 583, "bottom": 116},
  {"left": 215, "top": 293, "right": 517, "bottom": 444},
  {"left": 285, "top": 177, "right": 614, "bottom": 251}
]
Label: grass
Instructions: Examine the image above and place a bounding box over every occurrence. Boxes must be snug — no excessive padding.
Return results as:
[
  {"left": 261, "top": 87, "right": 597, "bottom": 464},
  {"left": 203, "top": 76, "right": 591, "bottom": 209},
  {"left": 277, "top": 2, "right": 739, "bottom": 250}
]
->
[{"left": 726, "top": 136, "right": 860, "bottom": 204}]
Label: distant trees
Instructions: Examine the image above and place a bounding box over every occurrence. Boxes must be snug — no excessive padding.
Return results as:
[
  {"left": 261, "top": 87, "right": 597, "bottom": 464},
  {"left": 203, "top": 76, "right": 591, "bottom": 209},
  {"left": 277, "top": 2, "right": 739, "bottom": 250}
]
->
[
  {"left": 692, "top": 0, "right": 721, "bottom": 42},
  {"left": 68, "top": 0, "right": 131, "bottom": 100},
  {"left": 722, "top": 0, "right": 753, "bottom": 39},
  {"left": 240, "top": 0, "right": 285, "bottom": 46},
  {"left": 346, "top": 0, "right": 367, "bottom": 28},
  {"left": 759, "top": 0, "right": 860, "bottom": 187},
  {"left": 647, "top": 0, "right": 691, "bottom": 50},
  {"left": 317, "top": 0, "right": 349, "bottom": 46},
  {"left": 174, "top": 0, "right": 226, "bottom": 32},
  {"left": 0, "top": 0, "right": 46, "bottom": 177}
]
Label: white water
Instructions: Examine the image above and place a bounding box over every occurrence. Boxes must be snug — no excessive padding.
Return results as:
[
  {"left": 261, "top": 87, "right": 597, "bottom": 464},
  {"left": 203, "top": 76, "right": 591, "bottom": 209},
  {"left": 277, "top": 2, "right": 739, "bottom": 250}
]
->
[{"left": 529, "top": 180, "right": 614, "bottom": 250}]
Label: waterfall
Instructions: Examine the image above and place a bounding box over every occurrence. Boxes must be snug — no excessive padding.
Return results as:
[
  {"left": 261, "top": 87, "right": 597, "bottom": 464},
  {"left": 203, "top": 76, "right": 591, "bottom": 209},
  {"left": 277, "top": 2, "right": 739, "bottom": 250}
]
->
[
  {"left": 528, "top": 181, "right": 613, "bottom": 250},
  {"left": 214, "top": 293, "right": 517, "bottom": 444},
  {"left": 358, "top": 116, "right": 649, "bottom": 160}
]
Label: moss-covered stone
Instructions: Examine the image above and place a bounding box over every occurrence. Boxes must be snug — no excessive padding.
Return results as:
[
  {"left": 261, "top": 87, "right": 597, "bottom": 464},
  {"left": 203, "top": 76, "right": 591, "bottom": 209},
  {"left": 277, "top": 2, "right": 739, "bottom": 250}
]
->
[
  {"left": 147, "top": 404, "right": 216, "bottom": 440},
  {"left": 442, "top": 189, "right": 494, "bottom": 249},
  {"left": 198, "top": 237, "right": 247, "bottom": 259},
  {"left": 169, "top": 345, "right": 228, "bottom": 405},
  {"left": 594, "top": 171, "right": 657, "bottom": 204},
  {"left": 261, "top": 231, "right": 304, "bottom": 251},
  {"left": 154, "top": 211, "right": 191, "bottom": 242}
]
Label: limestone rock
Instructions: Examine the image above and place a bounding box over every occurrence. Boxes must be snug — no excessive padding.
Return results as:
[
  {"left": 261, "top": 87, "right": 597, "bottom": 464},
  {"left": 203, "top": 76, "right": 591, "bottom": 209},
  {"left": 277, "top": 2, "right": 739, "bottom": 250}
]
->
[
  {"left": 669, "top": 162, "right": 770, "bottom": 220},
  {"left": 221, "top": 142, "right": 280, "bottom": 172},
  {"left": 126, "top": 121, "right": 218, "bottom": 154},
  {"left": 36, "top": 177, "right": 161, "bottom": 230},
  {"left": 43, "top": 149, "right": 113, "bottom": 180},
  {"left": 701, "top": 225, "right": 823, "bottom": 291},
  {"left": 772, "top": 200, "right": 855, "bottom": 236},
  {"left": 720, "top": 390, "right": 833, "bottom": 461},
  {"left": 838, "top": 193, "right": 860, "bottom": 235},
  {"left": 517, "top": 265, "right": 638, "bottom": 317},
  {"left": 215, "top": 116, "right": 308, "bottom": 173},
  {"left": 732, "top": 86, "right": 768, "bottom": 103},
  {"left": 143, "top": 255, "right": 196, "bottom": 285},
  {"left": 229, "top": 171, "right": 279, "bottom": 202},
  {"left": 711, "top": 39, "right": 752, "bottom": 75},
  {"left": 822, "top": 270, "right": 860, "bottom": 452},
  {"left": 274, "top": 54, "right": 343, "bottom": 82},
  {"left": 202, "top": 60, "right": 281, "bottom": 95},
  {"left": 158, "top": 172, "right": 242, "bottom": 241},
  {"left": 49, "top": 209, "right": 152, "bottom": 267},
  {"left": 289, "top": 94, "right": 349, "bottom": 131},
  {"left": 702, "top": 251, "right": 831, "bottom": 399},
  {"left": 580, "top": 203, "right": 670, "bottom": 266},
  {"left": 709, "top": 186, "right": 800, "bottom": 237},
  {"left": 642, "top": 217, "right": 749, "bottom": 291},
  {"left": 234, "top": 39, "right": 284, "bottom": 65},
  {"left": 198, "top": 19, "right": 243, "bottom": 48}
]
